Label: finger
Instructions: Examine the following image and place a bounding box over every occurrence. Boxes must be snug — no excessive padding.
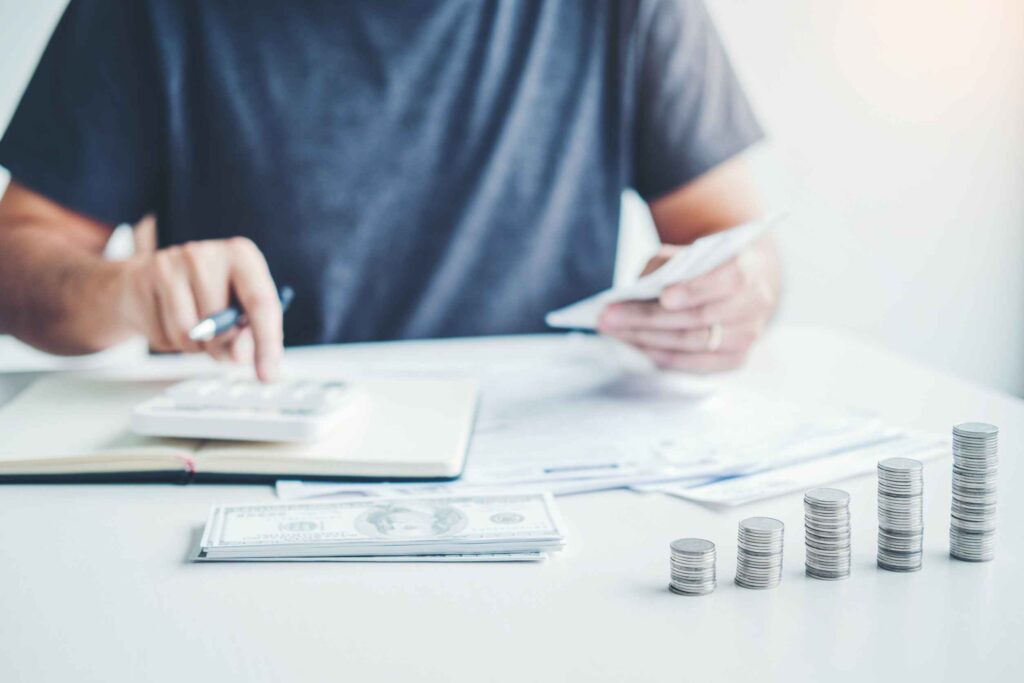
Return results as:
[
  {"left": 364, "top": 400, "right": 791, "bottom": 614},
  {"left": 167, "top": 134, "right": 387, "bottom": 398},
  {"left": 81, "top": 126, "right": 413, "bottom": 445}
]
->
[
  {"left": 228, "top": 328, "right": 255, "bottom": 365},
  {"left": 152, "top": 252, "right": 202, "bottom": 352},
  {"left": 601, "top": 287, "right": 765, "bottom": 332},
  {"left": 138, "top": 281, "right": 176, "bottom": 352},
  {"left": 183, "top": 242, "right": 235, "bottom": 362},
  {"left": 659, "top": 257, "right": 745, "bottom": 311},
  {"left": 181, "top": 241, "right": 231, "bottom": 317},
  {"left": 604, "top": 321, "right": 758, "bottom": 354},
  {"left": 688, "top": 288, "right": 767, "bottom": 327},
  {"left": 599, "top": 300, "right": 706, "bottom": 331},
  {"left": 641, "top": 347, "right": 748, "bottom": 374},
  {"left": 227, "top": 238, "right": 282, "bottom": 382},
  {"left": 202, "top": 327, "right": 241, "bottom": 362}
]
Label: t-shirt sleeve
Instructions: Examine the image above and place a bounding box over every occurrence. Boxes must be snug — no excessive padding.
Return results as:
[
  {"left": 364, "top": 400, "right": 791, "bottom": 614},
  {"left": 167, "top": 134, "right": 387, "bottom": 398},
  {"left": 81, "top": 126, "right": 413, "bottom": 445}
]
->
[
  {"left": 631, "top": 0, "right": 764, "bottom": 201},
  {"left": 0, "top": 0, "right": 162, "bottom": 226}
]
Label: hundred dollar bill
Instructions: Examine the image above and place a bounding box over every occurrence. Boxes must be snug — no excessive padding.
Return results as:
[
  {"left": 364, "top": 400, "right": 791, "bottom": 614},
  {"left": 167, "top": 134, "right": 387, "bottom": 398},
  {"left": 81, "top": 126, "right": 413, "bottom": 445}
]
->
[
  {"left": 197, "top": 492, "right": 565, "bottom": 560},
  {"left": 194, "top": 551, "right": 547, "bottom": 563}
]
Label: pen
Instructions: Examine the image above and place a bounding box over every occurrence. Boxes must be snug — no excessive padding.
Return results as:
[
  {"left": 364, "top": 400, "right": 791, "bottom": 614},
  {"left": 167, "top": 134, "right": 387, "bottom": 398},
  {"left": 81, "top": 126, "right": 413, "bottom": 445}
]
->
[{"left": 187, "top": 285, "right": 295, "bottom": 342}]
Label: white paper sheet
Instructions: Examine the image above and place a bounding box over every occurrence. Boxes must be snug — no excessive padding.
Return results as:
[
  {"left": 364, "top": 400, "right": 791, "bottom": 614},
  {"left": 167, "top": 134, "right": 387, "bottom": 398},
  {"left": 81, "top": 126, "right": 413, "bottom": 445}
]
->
[
  {"left": 646, "top": 430, "right": 946, "bottom": 506},
  {"left": 544, "top": 215, "right": 781, "bottom": 330},
  {"left": 275, "top": 334, "right": 945, "bottom": 506}
]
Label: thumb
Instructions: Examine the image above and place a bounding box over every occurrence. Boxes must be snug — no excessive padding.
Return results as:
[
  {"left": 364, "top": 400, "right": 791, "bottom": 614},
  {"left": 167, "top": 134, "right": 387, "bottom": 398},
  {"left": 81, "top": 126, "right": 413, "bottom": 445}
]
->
[{"left": 639, "top": 245, "right": 681, "bottom": 277}]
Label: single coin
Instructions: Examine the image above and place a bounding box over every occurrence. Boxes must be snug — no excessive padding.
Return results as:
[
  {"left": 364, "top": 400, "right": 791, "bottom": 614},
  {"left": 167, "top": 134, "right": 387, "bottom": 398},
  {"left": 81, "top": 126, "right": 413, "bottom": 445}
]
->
[
  {"left": 670, "top": 538, "right": 715, "bottom": 555},
  {"left": 740, "top": 517, "right": 785, "bottom": 534},
  {"left": 878, "top": 457, "right": 923, "bottom": 472},
  {"left": 952, "top": 422, "right": 998, "bottom": 438},
  {"left": 805, "top": 488, "right": 850, "bottom": 505}
]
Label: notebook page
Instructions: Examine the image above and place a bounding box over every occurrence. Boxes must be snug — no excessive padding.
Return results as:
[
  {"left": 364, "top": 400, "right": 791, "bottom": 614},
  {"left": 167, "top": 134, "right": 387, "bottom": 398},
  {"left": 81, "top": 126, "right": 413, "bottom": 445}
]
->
[{"left": 0, "top": 376, "right": 198, "bottom": 466}]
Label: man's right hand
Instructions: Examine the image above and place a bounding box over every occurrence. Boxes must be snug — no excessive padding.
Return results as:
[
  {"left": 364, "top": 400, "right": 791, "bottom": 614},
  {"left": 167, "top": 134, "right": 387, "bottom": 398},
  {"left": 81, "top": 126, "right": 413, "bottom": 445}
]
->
[
  {"left": 0, "top": 181, "right": 281, "bottom": 379},
  {"left": 122, "top": 237, "right": 283, "bottom": 381}
]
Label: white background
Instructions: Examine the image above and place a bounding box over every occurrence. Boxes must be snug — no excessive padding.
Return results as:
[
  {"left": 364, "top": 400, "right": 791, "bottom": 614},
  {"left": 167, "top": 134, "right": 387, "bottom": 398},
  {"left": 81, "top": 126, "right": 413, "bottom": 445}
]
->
[{"left": 1, "top": 0, "right": 1022, "bottom": 396}]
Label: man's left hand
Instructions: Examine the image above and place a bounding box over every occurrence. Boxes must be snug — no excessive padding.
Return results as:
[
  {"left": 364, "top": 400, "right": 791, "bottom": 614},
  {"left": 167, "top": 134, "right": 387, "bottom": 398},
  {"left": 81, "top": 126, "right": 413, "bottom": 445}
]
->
[{"left": 597, "top": 234, "right": 781, "bottom": 373}]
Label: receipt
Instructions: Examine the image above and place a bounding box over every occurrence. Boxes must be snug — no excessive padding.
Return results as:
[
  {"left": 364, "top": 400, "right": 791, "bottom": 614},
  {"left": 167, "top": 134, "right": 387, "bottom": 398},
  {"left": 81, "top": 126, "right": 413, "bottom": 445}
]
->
[{"left": 545, "top": 214, "right": 781, "bottom": 330}]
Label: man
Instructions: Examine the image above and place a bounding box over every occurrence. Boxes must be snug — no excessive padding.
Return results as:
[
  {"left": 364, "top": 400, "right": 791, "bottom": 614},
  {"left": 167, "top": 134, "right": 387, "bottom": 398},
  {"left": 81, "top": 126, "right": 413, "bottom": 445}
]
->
[{"left": 0, "top": 0, "right": 780, "bottom": 382}]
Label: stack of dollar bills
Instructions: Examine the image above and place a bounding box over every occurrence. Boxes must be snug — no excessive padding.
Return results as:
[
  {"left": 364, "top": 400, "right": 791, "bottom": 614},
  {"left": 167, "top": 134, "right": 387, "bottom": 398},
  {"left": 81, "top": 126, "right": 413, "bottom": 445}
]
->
[{"left": 195, "top": 492, "right": 565, "bottom": 562}]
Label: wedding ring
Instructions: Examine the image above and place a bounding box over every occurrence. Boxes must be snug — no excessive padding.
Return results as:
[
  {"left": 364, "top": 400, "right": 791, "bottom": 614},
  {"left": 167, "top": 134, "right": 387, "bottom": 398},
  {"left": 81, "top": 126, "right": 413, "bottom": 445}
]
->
[{"left": 707, "top": 323, "right": 723, "bottom": 352}]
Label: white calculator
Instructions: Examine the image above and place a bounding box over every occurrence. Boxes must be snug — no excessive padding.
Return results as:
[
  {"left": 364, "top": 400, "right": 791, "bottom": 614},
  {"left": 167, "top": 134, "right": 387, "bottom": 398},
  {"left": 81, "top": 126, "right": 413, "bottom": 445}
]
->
[{"left": 132, "top": 377, "right": 365, "bottom": 443}]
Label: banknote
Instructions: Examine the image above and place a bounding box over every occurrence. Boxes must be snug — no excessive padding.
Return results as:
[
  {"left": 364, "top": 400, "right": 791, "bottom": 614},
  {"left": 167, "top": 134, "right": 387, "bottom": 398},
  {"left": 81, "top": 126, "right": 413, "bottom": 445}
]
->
[
  {"left": 194, "top": 551, "right": 547, "bottom": 563},
  {"left": 197, "top": 492, "right": 565, "bottom": 560}
]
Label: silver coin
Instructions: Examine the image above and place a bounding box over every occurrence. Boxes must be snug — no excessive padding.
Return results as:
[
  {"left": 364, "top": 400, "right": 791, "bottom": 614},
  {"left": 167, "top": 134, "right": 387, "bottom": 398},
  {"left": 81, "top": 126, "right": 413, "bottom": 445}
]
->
[
  {"left": 805, "top": 488, "right": 850, "bottom": 505},
  {"left": 739, "top": 517, "right": 785, "bottom": 534},
  {"left": 952, "top": 422, "right": 998, "bottom": 438},
  {"left": 878, "top": 457, "right": 924, "bottom": 472},
  {"left": 670, "top": 538, "right": 715, "bottom": 556},
  {"left": 669, "top": 582, "right": 715, "bottom": 596}
]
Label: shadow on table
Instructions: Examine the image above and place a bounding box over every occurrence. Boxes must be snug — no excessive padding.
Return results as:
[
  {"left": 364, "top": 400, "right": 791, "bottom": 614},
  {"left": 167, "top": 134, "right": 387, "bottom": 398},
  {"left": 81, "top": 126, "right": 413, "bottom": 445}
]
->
[{"left": 182, "top": 526, "right": 204, "bottom": 564}]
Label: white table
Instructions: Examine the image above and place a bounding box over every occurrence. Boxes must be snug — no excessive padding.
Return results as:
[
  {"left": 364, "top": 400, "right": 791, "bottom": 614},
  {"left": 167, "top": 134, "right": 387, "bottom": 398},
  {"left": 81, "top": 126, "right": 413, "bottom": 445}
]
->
[{"left": 0, "top": 325, "right": 1019, "bottom": 682}]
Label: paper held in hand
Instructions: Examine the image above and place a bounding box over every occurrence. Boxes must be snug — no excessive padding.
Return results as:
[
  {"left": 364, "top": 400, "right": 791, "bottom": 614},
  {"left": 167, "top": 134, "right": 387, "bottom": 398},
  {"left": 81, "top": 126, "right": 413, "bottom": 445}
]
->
[
  {"left": 195, "top": 492, "right": 565, "bottom": 562},
  {"left": 544, "top": 214, "right": 782, "bottom": 330}
]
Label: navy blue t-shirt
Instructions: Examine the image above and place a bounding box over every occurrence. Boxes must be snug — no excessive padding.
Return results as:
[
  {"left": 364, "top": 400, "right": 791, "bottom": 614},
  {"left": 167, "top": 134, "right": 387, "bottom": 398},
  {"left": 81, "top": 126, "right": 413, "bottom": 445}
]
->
[{"left": 0, "top": 0, "right": 761, "bottom": 345}]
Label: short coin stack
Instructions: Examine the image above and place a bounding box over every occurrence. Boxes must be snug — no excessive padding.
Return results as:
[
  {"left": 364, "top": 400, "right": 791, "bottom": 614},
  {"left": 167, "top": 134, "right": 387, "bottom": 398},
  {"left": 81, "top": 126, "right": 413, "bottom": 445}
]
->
[
  {"left": 877, "top": 457, "right": 924, "bottom": 572},
  {"left": 735, "top": 517, "right": 785, "bottom": 589},
  {"left": 668, "top": 538, "right": 717, "bottom": 595},
  {"left": 950, "top": 422, "right": 999, "bottom": 562},
  {"left": 804, "top": 488, "right": 851, "bottom": 580}
]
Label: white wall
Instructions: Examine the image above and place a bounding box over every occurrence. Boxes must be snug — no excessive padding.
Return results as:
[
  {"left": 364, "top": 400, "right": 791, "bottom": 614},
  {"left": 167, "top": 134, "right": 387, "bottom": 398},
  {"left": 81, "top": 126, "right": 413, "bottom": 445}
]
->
[
  {"left": 707, "top": 0, "right": 1024, "bottom": 396},
  {"left": 2, "top": 0, "right": 1023, "bottom": 395}
]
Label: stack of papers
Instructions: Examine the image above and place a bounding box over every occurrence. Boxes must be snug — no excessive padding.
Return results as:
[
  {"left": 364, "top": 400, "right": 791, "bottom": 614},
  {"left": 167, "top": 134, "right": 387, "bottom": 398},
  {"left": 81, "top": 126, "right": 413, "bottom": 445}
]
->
[
  {"left": 271, "top": 334, "right": 946, "bottom": 508},
  {"left": 195, "top": 492, "right": 565, "bottom": 563},
  {"left": 276, "top": 458, "right": 723, "bottom": 500},
  {"left": 276, "top": 387, "right": 944, "bottom": 506}
]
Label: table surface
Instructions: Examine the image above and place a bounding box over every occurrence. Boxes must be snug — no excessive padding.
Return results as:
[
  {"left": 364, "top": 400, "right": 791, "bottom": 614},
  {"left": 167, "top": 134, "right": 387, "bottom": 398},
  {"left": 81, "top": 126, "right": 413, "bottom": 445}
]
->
[{"left": 0, "top": 325, "right": 1020, "bottom": 683}]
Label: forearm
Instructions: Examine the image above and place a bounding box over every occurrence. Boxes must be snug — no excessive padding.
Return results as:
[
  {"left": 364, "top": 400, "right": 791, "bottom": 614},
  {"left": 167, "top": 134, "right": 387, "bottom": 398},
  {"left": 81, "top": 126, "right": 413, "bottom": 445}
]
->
[
  {"left": 0, "top": 223, "right": 137, "bottom": 354},
  {"left": 650, "top": 155, "right": 762, "bottom": 244}
]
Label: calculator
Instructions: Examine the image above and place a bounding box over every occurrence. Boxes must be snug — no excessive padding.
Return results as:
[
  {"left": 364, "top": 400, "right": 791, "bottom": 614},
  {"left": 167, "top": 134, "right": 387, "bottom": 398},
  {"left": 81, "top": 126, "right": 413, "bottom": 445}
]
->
[{"left": 131, "top": 377, "right": 365, "bottom": 443}]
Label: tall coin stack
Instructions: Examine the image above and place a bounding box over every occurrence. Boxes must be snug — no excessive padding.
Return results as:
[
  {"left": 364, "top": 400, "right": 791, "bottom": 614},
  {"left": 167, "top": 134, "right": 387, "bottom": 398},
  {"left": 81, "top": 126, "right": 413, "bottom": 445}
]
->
[
  {"left": 950, "top": 422, "right": 999, "bottom": 562},
  {"left": 804, "top": 488, "right": 851, "bottom": 580},
  {"left": 735, "top": 517, "right": 785, "bottom": 589},
  {"left": 876, "top": 457, "right": 924, "bottom": 572},
  {"left": 669, "top": 538, "right": 717, "bottom": 595}
]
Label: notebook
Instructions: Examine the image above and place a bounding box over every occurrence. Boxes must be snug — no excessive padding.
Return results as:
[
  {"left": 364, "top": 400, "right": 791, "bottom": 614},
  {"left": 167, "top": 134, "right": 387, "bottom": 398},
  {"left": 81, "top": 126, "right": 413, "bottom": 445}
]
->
[{"left": 0, "top": 374, "right": 479, "bottom": 484}]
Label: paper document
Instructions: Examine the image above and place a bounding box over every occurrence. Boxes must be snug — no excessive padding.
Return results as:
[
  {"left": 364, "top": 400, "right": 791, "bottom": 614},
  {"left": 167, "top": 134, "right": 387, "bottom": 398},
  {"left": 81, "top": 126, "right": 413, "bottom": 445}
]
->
[
  {"left": 545, "top": 215, "right": 780, "bottom": 330},
  {"left": 271, "top": 334, "right": 945, "bottom": 507},
  {"left": 276, "top": 460, "right": 724, "bottom": 501},
  {"left": 195, "top": 492, "right": 565, "bottom": 562},
  {"left": 646, "top": 429, "right": 945, "bottom": 506}
]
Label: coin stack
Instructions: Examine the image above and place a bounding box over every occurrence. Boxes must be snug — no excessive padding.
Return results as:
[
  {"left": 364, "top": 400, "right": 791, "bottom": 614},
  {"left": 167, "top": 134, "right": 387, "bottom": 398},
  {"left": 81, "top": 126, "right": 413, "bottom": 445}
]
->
[
  {"left": 735, "top": 517, "right": 785, "bottom": 589},
  {"left": 804, "top": 488, "right": 852, "bottom": 580},
  {"left": 876, "top": 457, "right": 924, "bottom": 572},
  {"left": 669, "top": 538, "right": 717, "bottom": 595},
  {"left": 950, "top": 422, "right": 999, "bottom": 562}
]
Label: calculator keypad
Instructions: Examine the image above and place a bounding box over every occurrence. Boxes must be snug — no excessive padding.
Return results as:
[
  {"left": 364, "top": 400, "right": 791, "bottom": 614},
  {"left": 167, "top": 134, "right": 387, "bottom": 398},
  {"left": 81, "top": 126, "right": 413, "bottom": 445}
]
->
[{"left": 166, "top": 379, "right": 347, "bottom": 414}]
